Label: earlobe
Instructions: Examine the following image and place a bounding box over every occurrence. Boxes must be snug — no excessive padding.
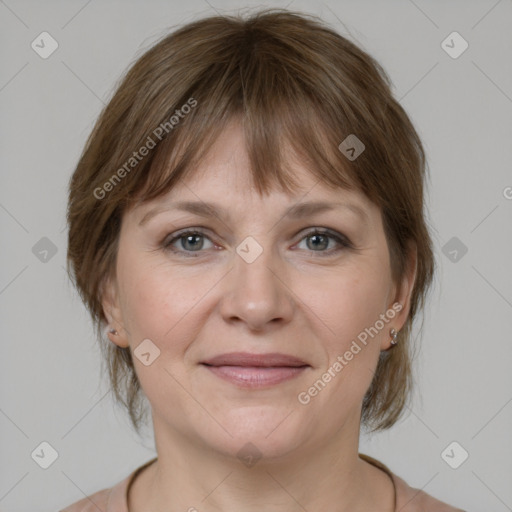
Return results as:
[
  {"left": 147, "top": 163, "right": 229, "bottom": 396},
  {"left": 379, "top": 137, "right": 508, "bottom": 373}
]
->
[
  {"left": 106, "top": 326, "right": 129, "bottom": 348},
  {"left": 382, "top": 243, "right": 417, "bottom": 351},
  {"left": 100, "top": 276, "right": 130, "bottom": 348}
]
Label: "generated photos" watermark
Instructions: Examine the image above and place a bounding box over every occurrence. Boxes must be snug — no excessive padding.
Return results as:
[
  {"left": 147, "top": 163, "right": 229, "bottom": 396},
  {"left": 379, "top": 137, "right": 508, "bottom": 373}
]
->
[
  {"left": 93, "top": 97, "right": 197, "bottom": 200},
  {"left": 298, "top": 302, "right": 403, "bottom": 405}
]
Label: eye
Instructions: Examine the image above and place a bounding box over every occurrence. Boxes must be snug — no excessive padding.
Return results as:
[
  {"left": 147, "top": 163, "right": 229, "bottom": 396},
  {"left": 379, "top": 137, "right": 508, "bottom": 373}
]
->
[
  {"left": 294, "top": 228, "right": 352, "bottom": 255},
  {"left": 163, "top": 229, "right": 214, "bottom": 256},
  {"left": 162, "top": 227, "right": 351, "bottom": 257}
]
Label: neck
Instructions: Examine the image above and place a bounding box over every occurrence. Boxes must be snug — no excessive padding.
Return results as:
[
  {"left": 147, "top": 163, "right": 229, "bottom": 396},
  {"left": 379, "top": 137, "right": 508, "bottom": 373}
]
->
[{"left": 130, "top": 412, "right": 394, "bottom": 512}]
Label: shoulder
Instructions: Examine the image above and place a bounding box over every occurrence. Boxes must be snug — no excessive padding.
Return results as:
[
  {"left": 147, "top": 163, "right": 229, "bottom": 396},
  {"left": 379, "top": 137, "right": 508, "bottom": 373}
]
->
[
  {"left": 59, "top": 487, "right": 112, "bottom": 512},
  {"left": 392, "top": 472, "right": 466, "bottom": 512},
  {"left": 359, "top": 453, "right": 466, "bottom": 512},
  {"left": 58, "top": 457, "right": 157, "bottom": 512}
]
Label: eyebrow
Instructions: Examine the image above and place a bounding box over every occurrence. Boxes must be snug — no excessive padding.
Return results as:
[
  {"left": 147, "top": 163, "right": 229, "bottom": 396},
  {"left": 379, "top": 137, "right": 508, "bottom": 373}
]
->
[{"left": 138, "top": 200, "right": 369, "bottom": 226}]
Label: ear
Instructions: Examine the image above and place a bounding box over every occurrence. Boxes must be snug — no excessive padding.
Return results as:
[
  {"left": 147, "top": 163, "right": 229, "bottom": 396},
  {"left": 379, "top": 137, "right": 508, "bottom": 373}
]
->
[
  {"left": 100, "top": 275, "right": 129, "bottom": 348},
  {"left": 382, "top": 240, "right": 417, "bottom": 350}
]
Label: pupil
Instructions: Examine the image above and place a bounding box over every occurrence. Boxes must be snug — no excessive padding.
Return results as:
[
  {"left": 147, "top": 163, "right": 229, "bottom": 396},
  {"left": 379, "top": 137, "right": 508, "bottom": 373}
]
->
[
  {"left": 309, "top": 234, "right": 327, "bottom": 251},
  {"left": 184, "top": 235, "right": 202, "bottom": 250}
]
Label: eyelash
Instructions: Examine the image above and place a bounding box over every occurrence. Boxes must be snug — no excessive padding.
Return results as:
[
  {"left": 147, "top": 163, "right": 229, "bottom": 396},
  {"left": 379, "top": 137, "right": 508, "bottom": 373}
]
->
[{"left": 161, "top": 228, "right": 352, "bottom": 258}]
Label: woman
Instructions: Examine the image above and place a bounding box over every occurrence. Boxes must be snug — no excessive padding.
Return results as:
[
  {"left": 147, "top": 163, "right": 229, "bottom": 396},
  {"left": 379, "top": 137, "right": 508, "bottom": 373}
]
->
[{"left": 61, "top": 9, "right": 465, "bottom": 512}]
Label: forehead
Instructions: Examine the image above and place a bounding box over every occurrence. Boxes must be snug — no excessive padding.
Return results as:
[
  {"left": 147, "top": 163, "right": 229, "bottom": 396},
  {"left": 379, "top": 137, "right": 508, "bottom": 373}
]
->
[{"left": 140, "top": 119, "right": 372, "bottom": 212}]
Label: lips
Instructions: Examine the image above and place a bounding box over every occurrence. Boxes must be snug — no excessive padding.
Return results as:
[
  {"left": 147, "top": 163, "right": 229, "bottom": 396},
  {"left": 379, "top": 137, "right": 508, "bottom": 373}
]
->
[
  {"left": 200, "top": 352, "right": 310, "bottom": 388},
  {"left": 200, "top": 352, "right": 308, "bottom": 368}
]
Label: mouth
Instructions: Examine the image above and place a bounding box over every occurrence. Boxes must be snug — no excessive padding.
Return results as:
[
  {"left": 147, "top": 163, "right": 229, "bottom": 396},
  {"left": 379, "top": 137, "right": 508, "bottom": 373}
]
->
[{"left": 200, "top": 352, "right": 310, "bottom": 388}]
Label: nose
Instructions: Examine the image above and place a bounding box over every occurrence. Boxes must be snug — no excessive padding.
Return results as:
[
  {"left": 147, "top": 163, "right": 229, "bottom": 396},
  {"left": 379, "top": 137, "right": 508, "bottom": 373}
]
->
[{"left": 218, "top": 240, "right": 295, "bottom": 332}]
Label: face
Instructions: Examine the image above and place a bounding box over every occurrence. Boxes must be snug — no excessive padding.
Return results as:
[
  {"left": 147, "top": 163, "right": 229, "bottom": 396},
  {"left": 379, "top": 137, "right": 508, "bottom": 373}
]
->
[{"left": 103, "top": 119, "right": 415, "bottom": 461}]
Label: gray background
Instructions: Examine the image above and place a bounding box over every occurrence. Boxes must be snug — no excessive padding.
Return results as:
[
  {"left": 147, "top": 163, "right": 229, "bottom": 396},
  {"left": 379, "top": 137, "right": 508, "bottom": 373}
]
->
[{"left": 1, "top": 0, "right": 511, "bottom": 510}]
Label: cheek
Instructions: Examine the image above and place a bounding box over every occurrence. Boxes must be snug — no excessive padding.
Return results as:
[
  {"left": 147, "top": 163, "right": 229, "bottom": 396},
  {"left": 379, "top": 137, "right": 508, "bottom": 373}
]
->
[
  {"left": 115, "top": 255, "right": 211, "bottom": 395},
  {"left": 117, "top": 251, "right": 215, "bottom": 348},
  {"left": 303, "top": 269, "right": 391, "bottom": 409},
  {"left": 307, "top": 263, "right": 391, "bottom": 358}
]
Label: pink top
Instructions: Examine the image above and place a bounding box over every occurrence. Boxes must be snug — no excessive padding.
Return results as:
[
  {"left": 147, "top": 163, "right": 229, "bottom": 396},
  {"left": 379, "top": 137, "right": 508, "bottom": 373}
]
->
[{"left": 59, "top": 454, "right": 465, "bottom": 511}]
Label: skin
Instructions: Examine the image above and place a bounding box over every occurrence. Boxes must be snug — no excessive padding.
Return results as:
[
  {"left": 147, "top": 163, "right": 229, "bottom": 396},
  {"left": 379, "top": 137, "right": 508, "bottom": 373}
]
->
[{"left": 102, "top": 119, "right": 417, "bottom": 512}]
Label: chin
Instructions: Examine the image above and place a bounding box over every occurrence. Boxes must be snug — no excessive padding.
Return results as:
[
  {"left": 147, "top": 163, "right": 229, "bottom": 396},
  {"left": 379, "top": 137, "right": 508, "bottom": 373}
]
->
[{"left": 199, "top": 406, "right": 309, "bottom": 461}]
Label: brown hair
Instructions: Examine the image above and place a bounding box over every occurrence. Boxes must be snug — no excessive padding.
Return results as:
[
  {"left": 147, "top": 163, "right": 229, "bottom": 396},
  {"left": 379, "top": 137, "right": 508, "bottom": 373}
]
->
[{"left": 66, "top": 8, "right": 435, "bottom": 435}]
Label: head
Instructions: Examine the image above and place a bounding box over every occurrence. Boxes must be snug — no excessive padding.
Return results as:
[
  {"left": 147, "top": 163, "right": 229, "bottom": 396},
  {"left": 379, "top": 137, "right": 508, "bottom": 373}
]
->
[{"left": 66, "top": 9, "right": 435, "bottom": 454}]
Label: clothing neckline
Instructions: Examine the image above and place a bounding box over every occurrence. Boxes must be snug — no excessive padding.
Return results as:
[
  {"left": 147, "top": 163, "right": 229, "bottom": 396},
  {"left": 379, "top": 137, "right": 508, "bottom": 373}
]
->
[
  {"left": 358, "top": 453, "right": 397, "bottom": 510},
  {"left": 124, "top": 453, "right": 397, "bottom": 511},
  {"left": 124, "top": 456, "right": 157, "bottom": 510}
]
